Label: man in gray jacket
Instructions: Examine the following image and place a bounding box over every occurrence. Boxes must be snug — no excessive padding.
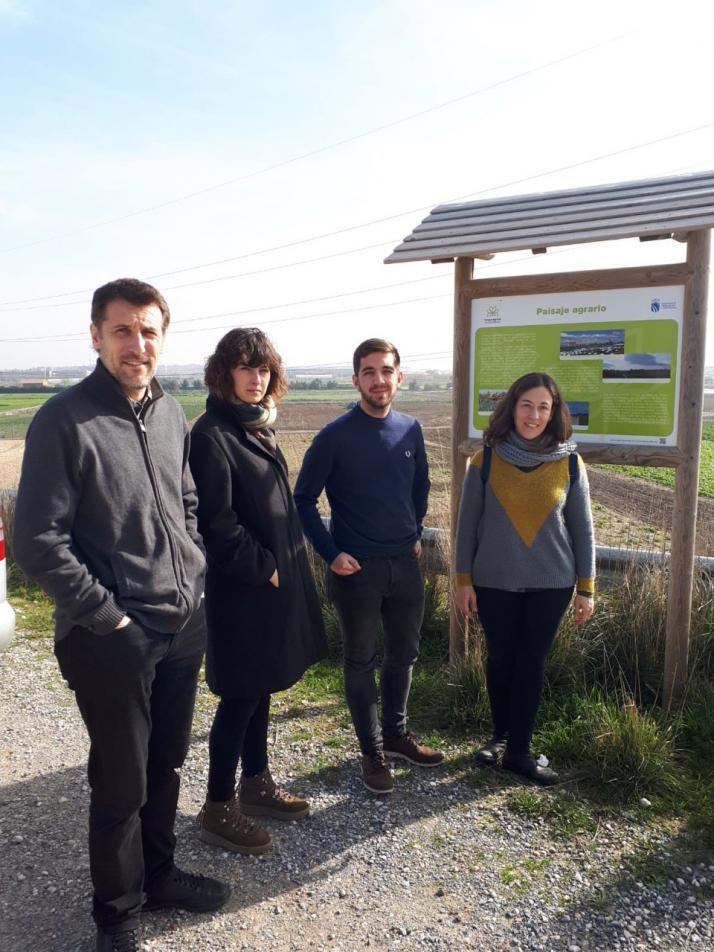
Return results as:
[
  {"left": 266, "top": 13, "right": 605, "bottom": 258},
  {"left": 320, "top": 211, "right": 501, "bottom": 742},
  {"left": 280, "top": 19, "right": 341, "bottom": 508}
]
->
[{"left": 14, "top": 279, "right": 230, "bottom": 952}]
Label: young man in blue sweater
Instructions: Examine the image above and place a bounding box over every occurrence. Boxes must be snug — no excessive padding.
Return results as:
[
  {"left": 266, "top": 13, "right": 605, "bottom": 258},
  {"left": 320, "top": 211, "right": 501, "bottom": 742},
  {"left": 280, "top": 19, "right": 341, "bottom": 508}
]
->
[{"left": 294, "top": 339, "right": 444, "bottom": 793}]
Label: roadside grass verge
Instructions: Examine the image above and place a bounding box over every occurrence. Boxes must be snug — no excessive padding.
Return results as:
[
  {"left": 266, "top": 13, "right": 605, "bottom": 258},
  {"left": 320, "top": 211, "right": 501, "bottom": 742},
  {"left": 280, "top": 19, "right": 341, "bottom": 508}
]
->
[{"left": 7, "top": 580, "right": 54, "bottom": 638}]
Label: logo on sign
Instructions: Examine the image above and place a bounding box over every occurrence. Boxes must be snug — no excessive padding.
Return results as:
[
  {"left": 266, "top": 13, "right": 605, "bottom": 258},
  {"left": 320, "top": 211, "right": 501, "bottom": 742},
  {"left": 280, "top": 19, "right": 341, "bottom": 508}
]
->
[{"left": 650, "top": 299, "right": 661, "bottom": 313}]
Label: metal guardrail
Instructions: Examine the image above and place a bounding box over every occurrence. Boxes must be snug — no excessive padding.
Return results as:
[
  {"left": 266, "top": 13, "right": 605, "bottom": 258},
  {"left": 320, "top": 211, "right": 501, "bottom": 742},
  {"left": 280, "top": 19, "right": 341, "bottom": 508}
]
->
[
  {"left": 2, "top": 489, "right": 712, "bottom": 574},
  {"left": 320, "top": 516, "right": 714, "bottom": 574}
]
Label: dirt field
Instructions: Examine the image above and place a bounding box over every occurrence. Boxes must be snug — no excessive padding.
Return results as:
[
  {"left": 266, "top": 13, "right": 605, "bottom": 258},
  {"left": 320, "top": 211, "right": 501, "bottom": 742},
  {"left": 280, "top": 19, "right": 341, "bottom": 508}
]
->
[
  {"left": 0, "top": 441, "right": 23, "bottom": 489},
  {"left": 2, "top": 394, "right": 713, "bottom": 556}
]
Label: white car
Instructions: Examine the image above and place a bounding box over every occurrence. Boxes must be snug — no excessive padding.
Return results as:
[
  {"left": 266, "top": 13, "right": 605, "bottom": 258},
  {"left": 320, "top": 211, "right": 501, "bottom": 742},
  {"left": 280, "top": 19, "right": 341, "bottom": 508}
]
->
[{"left": 0, "top": 515, "right": 15, "bottom": 650}]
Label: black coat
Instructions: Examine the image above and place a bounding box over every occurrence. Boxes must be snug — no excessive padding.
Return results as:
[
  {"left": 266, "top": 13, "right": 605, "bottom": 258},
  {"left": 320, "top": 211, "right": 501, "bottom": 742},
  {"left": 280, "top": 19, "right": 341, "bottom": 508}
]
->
[{"left": 189, "top": 397, "right": 327, "bottom": 698}]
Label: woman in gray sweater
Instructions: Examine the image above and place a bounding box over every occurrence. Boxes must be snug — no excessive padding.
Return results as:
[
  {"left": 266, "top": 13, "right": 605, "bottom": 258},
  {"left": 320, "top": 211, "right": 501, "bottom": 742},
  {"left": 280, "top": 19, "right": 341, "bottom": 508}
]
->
[{"left": 454, "top": 373, "right": 595, "bottom": 785}]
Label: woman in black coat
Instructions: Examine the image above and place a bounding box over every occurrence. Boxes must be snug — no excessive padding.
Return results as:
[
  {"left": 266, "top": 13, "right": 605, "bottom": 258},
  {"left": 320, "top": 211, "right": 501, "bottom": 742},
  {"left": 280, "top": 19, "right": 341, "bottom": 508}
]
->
[{"left": 189, "top": 327, "right": 327, "bottom": 855}]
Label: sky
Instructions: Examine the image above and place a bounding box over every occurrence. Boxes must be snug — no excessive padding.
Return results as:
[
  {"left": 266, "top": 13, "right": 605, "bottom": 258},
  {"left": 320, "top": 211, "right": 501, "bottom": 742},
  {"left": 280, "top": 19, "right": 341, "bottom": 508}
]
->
[{"left": 2, "top": 0, "right": 714, "bottom": 373}]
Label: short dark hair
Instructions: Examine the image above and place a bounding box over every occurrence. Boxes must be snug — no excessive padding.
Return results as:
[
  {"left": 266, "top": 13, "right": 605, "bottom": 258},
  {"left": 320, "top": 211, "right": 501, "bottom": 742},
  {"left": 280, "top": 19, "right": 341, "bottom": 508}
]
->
[
  {"left": 352, "top": 338, "right": 401, "bottom": 375},
  {"left": 91, "top": 278, "right": 170, "bottom": 331},
  {"left": 483, "top": 372, "right": 572, "bottom": 446},
  {"left": 204, "top": 327, "right": 288, "bottom": 404}
]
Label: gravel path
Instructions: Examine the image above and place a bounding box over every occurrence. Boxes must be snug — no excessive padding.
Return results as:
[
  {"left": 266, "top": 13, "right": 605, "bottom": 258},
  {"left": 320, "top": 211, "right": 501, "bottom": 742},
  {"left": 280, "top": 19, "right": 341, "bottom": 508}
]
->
[{"left": 1, "top": 634, "right": 713, "bottom": 952}]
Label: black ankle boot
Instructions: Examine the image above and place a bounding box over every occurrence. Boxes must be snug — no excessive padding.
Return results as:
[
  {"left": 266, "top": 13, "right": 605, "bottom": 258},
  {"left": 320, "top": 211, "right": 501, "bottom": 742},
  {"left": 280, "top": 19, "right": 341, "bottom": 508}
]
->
[{"left": 501, "top": 753, "right": 559, "bottom": 786}]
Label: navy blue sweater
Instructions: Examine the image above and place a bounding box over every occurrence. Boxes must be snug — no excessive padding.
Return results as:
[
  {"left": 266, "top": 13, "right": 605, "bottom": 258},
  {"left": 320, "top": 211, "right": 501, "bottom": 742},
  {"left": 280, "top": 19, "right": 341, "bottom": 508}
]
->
[{"left": 294, "top": 405, "right": 430, "bottom": 564}]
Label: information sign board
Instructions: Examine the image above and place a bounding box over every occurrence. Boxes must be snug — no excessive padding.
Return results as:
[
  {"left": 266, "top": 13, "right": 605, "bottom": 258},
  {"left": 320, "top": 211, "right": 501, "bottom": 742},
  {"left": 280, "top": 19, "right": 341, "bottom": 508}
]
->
[{"left": 470, "top": 286, "right": 684, "bottom": 445}]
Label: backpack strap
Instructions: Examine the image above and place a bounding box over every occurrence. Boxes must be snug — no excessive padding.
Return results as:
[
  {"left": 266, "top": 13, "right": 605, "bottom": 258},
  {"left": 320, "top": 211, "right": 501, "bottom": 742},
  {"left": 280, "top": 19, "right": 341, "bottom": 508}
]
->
[
  {"left": 569, "top": 452, "right": 579, "bottom": 484},
  {"left": 480, "top": 444, "right": 492, "bottom": 485}
]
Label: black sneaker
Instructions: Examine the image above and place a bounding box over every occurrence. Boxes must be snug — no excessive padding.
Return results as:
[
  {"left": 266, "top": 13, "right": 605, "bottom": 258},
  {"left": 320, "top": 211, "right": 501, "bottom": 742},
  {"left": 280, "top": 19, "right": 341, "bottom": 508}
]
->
[
  {"left": 143, "top": 866, "right": 231, "bottom": 913},
  {"left": 96, "top": 926, "right": 140, "bottom": 952}
]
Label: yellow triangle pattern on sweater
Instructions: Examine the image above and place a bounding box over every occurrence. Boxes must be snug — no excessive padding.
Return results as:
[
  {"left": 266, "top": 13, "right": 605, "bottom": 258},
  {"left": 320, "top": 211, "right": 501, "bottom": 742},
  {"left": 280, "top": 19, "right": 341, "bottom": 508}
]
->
[{"left": 488, "top": 451, "right": 571, "bottom": 548}]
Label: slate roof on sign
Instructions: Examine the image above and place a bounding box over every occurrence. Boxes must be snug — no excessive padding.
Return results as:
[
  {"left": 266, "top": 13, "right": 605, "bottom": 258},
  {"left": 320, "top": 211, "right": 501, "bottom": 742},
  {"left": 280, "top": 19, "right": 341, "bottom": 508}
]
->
[{"left": 384, "top": 171, "right": 714, "bottom": 264}]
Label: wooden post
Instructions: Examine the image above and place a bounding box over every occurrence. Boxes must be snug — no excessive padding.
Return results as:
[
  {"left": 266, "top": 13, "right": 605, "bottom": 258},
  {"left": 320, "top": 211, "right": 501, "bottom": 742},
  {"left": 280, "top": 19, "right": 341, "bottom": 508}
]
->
[
  {"left": 663, "top": 229, "right": 711, "bottom": 705},
  {"left": 449, "top": 256, "right": 474, "bottom": 663}
]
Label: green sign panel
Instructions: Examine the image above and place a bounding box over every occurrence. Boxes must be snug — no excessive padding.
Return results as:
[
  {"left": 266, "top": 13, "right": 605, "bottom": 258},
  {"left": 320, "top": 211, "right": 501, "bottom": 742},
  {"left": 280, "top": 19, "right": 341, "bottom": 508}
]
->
[{"left": 470, "top": 286, "right": 684, "bottom": 446}]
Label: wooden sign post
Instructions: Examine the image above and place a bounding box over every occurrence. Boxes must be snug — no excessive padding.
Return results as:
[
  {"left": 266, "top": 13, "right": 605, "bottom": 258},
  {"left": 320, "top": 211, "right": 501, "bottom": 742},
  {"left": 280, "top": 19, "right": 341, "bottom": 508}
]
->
[
  {"left": 450, "top": 256, "right": 473, "bottom": 661},
  {"left": 449, "top": 251, "right": 709, "bottom": 703},
  {"left": 663, "top": 229, "right": 710, "bottom": 704},
  {"left": 386, "top": 172, "right": 714, "bottom": 702}
]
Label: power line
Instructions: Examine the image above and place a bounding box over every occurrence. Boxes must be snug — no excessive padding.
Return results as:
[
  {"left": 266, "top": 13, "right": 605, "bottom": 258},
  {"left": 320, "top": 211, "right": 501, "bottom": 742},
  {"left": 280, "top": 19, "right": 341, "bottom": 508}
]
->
[
  {"left": 0, "top": 272, "right": 451, "bottom": 328},
  {"left": 0, "top": 239, "right": 398, "bottom": 312},
  {"left": 171, "top": 294, "right": 452, "bottom": 337},
  {"left": 0, "top": 244, "right": 581, "bottom": 343},
  {"left": 0, "top": 292, "right": 454, "bottom": 344},
  {"left": 3, "top": 120, "right": 713, "bottom": 313},
  {"left": 0, "top": 36, "right": 622, "bottom": 257},
  {"left": 6, "top": 110, "right": 714, "bottom": 340}
]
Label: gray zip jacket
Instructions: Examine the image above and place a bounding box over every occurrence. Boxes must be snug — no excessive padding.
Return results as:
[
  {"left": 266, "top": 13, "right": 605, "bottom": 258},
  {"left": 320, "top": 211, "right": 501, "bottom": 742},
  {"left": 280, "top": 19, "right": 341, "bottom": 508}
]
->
[{"left": 13, "top": 360, "right": 206, "bottom": 640}]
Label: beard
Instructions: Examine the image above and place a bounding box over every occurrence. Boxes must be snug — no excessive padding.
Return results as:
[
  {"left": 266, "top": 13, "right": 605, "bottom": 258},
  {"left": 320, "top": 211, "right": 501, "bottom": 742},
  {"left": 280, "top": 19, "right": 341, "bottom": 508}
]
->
[
  {"left": 117, "top": 366, "right": 153, "bottom": 392},
  {"left": 356, "top": 385, "right": 394, "bottom": 412}
]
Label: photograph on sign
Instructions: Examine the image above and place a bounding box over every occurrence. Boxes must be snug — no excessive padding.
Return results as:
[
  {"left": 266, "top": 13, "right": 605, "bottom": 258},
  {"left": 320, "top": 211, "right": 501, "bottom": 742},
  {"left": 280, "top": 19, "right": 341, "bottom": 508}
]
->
[
  {"left": 469, "top": 286, "right": 684, "bottom": 446},
  {"left": 559, "top": 329, "right": 625, "bottom": 359}
]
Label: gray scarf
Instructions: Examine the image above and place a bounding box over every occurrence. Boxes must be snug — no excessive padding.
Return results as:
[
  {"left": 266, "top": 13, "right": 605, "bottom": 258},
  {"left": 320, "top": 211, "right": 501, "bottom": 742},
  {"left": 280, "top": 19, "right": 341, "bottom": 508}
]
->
[
  {"left": 230, "top": 395, "right": 277, "bottom": 430},
  {"left": 494, "top": 429, "right": 577, "bottom": 468}
]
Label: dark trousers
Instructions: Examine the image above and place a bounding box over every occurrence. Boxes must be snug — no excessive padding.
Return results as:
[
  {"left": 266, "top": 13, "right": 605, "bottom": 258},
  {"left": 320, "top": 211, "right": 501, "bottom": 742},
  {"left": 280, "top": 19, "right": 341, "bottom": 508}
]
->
[
  {"left": 55, "top": 606, "right": 205, "bottom": 932},
  {"left": 475, "top": 587, "right": 572, "bottom": 756},
  {"left": 330, "top": 553, "right": 424, "bottom": 754},
  {"left": 207, "top": 694, "right": 270, "bottom": 802}
]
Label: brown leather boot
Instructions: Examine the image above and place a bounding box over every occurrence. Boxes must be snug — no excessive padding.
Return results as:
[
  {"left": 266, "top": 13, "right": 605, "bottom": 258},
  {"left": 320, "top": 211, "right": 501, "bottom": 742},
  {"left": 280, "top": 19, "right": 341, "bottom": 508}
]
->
[
  {"left": 198, "top": 795, "right": 271, "bottom": 854},
  {"left": 239, "top": 767, "right": 309, "bottom": 820}
]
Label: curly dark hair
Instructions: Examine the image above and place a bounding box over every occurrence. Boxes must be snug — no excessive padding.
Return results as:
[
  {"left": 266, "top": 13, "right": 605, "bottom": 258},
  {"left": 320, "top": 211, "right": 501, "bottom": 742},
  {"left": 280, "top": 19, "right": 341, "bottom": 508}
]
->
[
  {"left": 483, "top": 372, "right": 572, "bottom": 446},
  {"left": 204, "top": 328, "right": 288, "bottom": 404}
]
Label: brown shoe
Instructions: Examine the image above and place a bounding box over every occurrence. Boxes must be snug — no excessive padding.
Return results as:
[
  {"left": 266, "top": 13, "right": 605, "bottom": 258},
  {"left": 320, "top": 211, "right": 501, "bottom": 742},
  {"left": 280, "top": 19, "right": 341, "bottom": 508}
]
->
[
  {"left": 239, "top": 767, "right": 309, "bottom": 820},
  {"left": 198, "top": 795, "right": 272, "bottom": 854},
  {"left": 361, "top": 751, "right": 394, "bottom": 794},
  {"left": 383, "top": 731, "right": 444, "bottom": 767}
]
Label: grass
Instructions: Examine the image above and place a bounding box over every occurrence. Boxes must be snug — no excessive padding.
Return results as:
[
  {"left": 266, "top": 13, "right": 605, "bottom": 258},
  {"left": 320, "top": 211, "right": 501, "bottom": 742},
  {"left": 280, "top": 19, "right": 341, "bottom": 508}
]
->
[
  {"left": 7, "top": 581, "right": 55, "bottom": 638},
  {"left": 508, "top": 787, "right": 598, "bottom": 836},
  {"left": 498, "top": 856, "right": 553, "bottom": 894},
  {"left": 0, "top": 413, "right": 40, "bottom": 440},
  {"left": 0, "top": 394, "right": 52, "bottom": 411},
  {"left": 596, "top": 420, "right": 714, "bottom": 498},
  {"left": 0, "top": 393, "right": 54, "bottom": 437},
  {"left": 172, "top": 394, "right": 207, "bottom": 421}
]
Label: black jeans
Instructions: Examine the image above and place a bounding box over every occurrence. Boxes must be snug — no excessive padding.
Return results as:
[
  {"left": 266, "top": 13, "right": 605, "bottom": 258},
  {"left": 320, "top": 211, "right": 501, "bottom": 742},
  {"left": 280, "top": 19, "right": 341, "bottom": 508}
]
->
[
  {"left": 330, "top": 553, "right": 424, "bottom": 754},
  {"left": 476, "top": 587, "right": 572, "bottom": 756},
  {"left": 55, "top": 605, "right": 205, "bottom": 932},
  {"left": 207, "top": 694, "right": 270, "bottom": 802}
]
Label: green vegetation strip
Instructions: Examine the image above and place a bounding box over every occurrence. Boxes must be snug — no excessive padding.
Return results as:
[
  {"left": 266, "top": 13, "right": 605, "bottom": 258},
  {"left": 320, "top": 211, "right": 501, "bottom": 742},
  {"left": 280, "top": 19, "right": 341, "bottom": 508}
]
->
[
  {"left": 0, "top": 395, "right": 52, "bottom": 411},
  {"left": 597, "top": 422, "right": 714, "bottom": 498}
]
